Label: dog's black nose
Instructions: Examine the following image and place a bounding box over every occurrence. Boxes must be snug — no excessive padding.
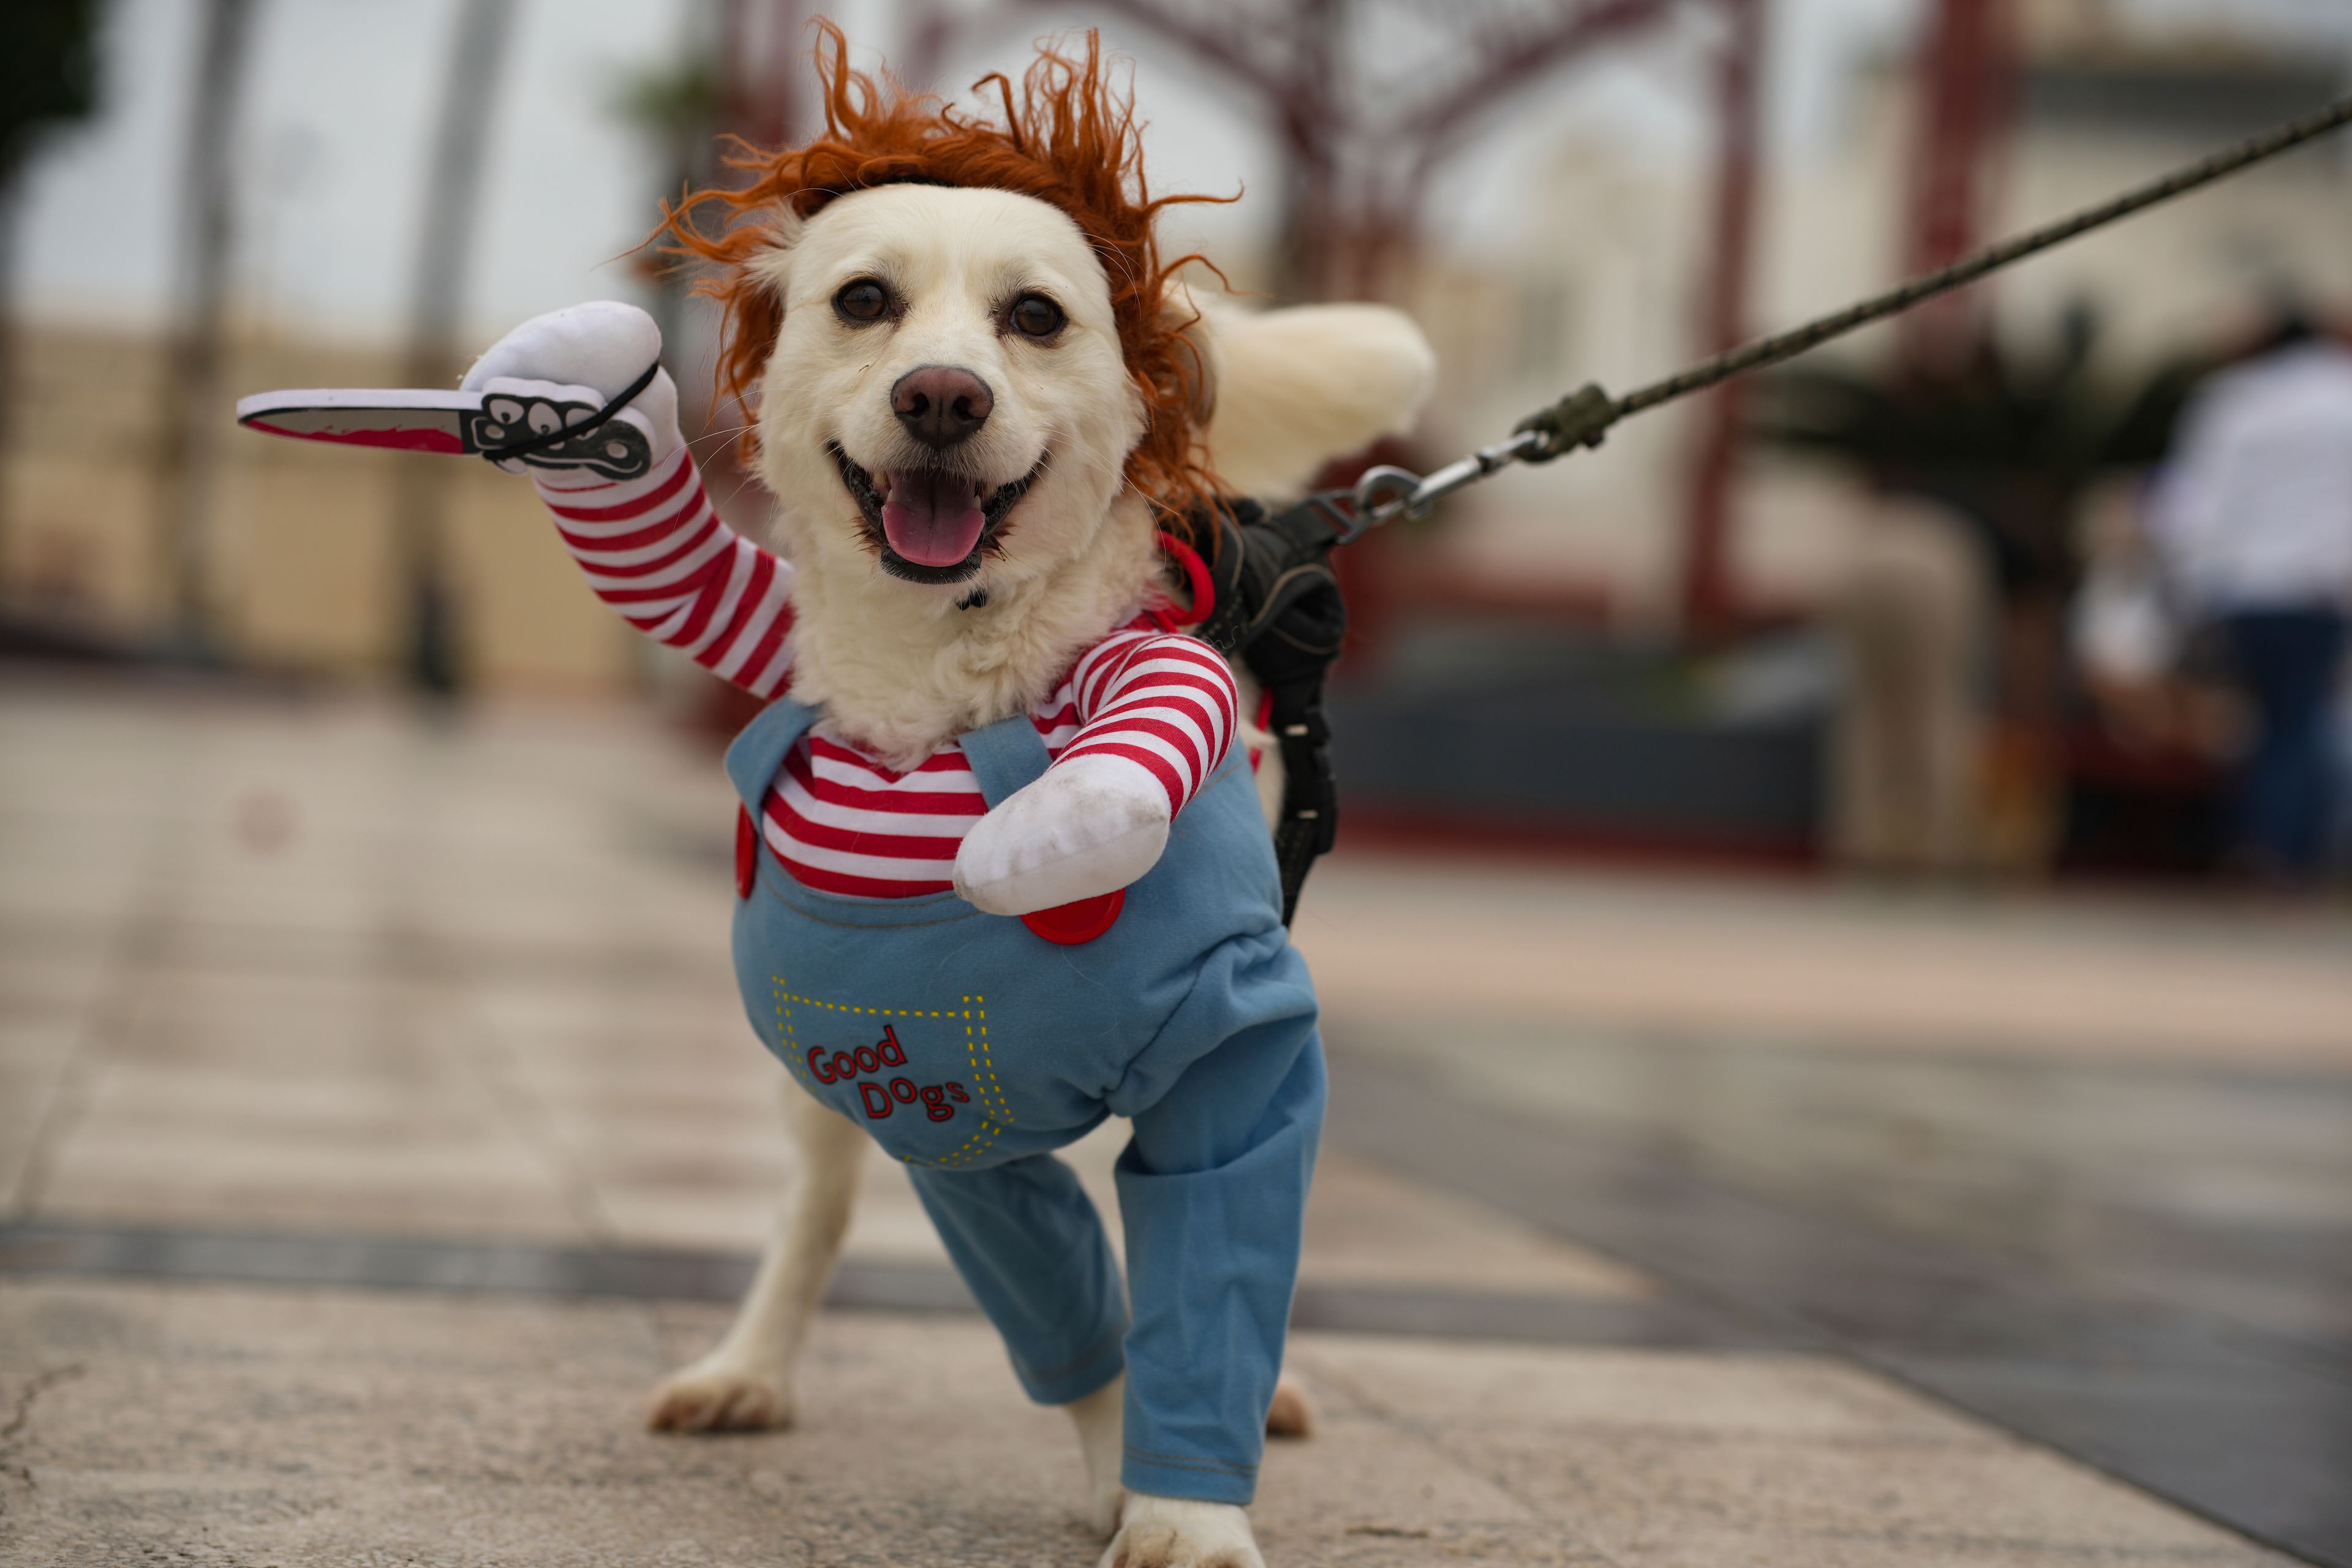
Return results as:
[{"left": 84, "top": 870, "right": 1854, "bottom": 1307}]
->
[{"left": 891, "top": 366, "right": 993, "bottom": 449}]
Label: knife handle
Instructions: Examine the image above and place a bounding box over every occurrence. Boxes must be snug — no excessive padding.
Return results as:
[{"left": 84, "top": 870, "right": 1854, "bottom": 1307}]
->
[{"left": 468, "top": 393, "right": 653, "bottom": 481}]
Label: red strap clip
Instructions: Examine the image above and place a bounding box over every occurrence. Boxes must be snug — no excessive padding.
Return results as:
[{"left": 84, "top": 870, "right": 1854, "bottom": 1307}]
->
[
  {"left": 1156, "top": 529, "right": 1215, "bottom": 628},
  {"left": 734, "top": 806, "right": 758, "bottom": 899},
  {"left": 1020, "top": 889, "right": 1124, "bottom": 945}
]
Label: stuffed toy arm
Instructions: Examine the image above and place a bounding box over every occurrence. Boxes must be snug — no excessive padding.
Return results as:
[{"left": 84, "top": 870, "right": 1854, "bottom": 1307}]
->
[
  {"left": 464, "top": 303, "right": 797, "bottom": 698},
  {"left": 954, "top": 633, "right": 1237, "bottom": 916}
]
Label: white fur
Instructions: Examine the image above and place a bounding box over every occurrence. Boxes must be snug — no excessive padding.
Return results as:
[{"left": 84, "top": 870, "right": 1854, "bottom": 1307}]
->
[
  {"left": 644, "top": 1085, "right": 864, "bottom": 1432},
  {"left": 484, "top": 185, "right": 1423, "bottom": 1562},
  {"left": 1189, "top": 291, "right": 1434, "bottom": 501},
  {"left": 1068, "top": 1374, "right": 1129, "bottom": 1536},
  {"left": 1102, "top": 1496, "right": 1265, "bottom": 1568}
]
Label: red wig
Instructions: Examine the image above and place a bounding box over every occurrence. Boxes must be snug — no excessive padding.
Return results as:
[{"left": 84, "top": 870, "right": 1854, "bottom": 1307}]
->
[{"left": 662, "top": 23, "right": 1229, "bottom": 530}]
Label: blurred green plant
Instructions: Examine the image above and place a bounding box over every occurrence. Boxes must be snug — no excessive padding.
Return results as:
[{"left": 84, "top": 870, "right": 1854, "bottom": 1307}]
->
[
  {"left": 1, "top": 0, "right": 100, "bottom": 179},
  {"left": 607, "top": 55, "right": 725, "bottom": 432},
  {"left": 1746, "top": 307, "right": 2209, "bottom": 598},
  {"left": 0, "top": 0, "right": 102, "bottom": 592},
  {"left": 614, "top": 58, "right": 722, "bottom": 183}
]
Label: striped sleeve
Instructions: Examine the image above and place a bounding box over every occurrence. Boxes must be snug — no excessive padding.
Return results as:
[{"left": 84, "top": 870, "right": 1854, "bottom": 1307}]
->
[
  {"left": 1054, "top": 628, "right": 1238, "bottom": 815},
  {"left": 531, "top": 447, "right": 795, "bottom": 699}
]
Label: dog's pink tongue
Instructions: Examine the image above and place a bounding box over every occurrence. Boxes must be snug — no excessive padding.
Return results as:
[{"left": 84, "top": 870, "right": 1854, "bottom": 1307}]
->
[{"left": 880, "top": 470, "right": 985, "bottom": 567}]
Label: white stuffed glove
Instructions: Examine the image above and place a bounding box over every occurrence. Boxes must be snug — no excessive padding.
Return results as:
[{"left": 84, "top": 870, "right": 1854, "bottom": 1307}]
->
[
  {"left": 460, "top": 301, "right": 682, "bottom": 478},
  {"left": 952, "top": 754, "right": 1172, "bottom": 916}
]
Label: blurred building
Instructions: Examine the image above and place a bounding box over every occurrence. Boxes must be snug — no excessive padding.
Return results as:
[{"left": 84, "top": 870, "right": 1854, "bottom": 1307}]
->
[
  {"left": 3, "top": 0, "right": 2348, "bottom": 704},
  {"left": 0, "top": 0, "right": 685, "bottom": 696},
  {"left": 4, "top": 326, "right": 641, "bottom": 691},
  {"left": 1412, "top": 0, "right": 2352, "bottom": 627}
]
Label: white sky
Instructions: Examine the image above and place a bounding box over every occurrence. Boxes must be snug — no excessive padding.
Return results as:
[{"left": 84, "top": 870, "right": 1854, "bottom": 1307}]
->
[{"left": 10, "top": 0, "right": 2346, "bottom": 347}]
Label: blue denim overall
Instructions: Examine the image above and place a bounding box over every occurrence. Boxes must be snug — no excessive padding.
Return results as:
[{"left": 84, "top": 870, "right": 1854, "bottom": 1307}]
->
[{"left": 726, "top": 698, "right": 1325, "bottom": 1505}]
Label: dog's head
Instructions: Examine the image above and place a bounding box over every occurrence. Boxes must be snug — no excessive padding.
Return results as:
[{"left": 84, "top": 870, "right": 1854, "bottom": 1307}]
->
[
  {"left": 750, "top": 181, "right": 1150, "bottom": 592},
  {"left": 666, "top": 26, "right": 1221, "bottom": 605},
  {"left": 658, "top": 20, "right": 1430, "bottom": 630}
]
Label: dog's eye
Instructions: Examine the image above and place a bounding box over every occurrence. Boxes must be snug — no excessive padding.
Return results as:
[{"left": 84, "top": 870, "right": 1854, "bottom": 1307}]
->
[
  {"left": 833, "top": 279, "right": 889, "bottom": 324},
  {"left": 1009, "top": 294, "right": 1065, "bottom": 339}
]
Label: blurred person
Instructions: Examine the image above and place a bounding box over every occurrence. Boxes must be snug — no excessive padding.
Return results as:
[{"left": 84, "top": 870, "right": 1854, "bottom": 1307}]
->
[
  {"left": 2061, "top": 480, "right": 2242, "bottom": 875},
  {"left": 2148, "top": 315, "right": 2352, "bottom": 881},
  {"left": 2333, "top": 677, "right": 2352, "bottom": 870},
  {"left": 1829, "top": 487, "right": 1991, "bottom": 876},
  {"left": 2069, "top": 478, "right": 2234, "bottom": 756},
  {"left": 2070, "top": 505, "right": 2179, "bottom": 724}
]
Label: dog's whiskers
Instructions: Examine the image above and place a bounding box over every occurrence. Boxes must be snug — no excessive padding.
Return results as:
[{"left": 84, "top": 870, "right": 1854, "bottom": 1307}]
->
[
  {"left": 719, "top": 469, "right": 767, "bottom": 511},
  {"left": 688, "top": 422, "right": 754, "bottom": 452}
]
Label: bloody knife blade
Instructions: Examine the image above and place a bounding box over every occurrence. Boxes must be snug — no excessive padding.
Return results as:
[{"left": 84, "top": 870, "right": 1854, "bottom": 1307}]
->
[{"left": 235, "top": 386, "right": 652, "bottom": 480}]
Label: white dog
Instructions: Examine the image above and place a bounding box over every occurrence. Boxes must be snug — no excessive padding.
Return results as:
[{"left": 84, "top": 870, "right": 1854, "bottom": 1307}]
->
[{"left": 464, "top": 64, "right": 1430, "bottom": 1568}]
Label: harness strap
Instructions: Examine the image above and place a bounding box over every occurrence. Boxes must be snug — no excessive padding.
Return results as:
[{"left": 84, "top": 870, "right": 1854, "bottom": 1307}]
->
[
  {"left": 725, "top": 697, "right": 822, "bottom": 813},
  {"left": 1182, "top": 498, "right": 1351, "bottom": 925},
  {"left": 957, "top": 710, "right": 1055, "bottom": 808},
  {"left": 1265, "top": 678, "right": 1337, "bottom": 924}
]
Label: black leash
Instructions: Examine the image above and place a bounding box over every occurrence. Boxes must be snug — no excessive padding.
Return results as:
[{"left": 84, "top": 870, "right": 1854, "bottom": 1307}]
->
[{"left": 1349, "top": 92, "right": 2352, "bottom": 526}]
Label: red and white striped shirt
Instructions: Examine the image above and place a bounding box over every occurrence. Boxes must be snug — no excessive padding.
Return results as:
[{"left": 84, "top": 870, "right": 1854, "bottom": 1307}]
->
[{"left": 536, "top": 447, "right": 1237, "bottom": 899}]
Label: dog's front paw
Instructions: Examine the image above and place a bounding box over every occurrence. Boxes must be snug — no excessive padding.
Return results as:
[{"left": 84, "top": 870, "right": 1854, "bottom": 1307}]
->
[
  {"left": 954, "top": 753, "right": 1170, "bottom": 917},
  {"left": 1101, "top": 1496, "right": 1264, "bottom": 1568},
  {"left": 645, "top": 1351, "right": 794, "bottom": 1433}
]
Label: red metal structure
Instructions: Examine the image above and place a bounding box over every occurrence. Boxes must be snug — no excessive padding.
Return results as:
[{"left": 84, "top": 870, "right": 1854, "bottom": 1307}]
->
[
  {"left": 1680, "top": 0, "right": 1762, "bottom": 643},
  {"left": 1084, "top": 0, "right": 1689, "bottom": 303},
  {"left": 721, "top": 0, "right": 813, "bottom": 146},
  {"left": 1901, "top": 0, "right": 2016, "bottom": 368}
]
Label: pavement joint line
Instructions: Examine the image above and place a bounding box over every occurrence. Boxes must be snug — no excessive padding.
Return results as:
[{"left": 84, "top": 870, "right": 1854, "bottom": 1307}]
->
[{"left": 0, "top": 1218, "right": 1784, "bottom": 1352}]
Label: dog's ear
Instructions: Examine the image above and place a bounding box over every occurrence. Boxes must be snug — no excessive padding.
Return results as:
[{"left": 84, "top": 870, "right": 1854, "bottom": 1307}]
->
[
  {"left": 1188, "top": 295, "right": 1436, "bottom": 500},
  {"left": 744, "top": 209, "right": 809, "bottom": 313}
]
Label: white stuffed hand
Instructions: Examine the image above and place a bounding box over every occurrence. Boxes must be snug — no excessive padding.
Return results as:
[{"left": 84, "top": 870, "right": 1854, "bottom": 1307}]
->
[
  {"left": 460, "top": 300, "right": 682, "bottom": 477},
  {"left": 953, "top": 754, "right": 1172, "bottom": 916}
]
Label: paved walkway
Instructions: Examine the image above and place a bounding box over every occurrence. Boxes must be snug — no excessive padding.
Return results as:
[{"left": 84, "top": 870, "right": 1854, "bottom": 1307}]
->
[{"left": 2, "top": 669, "right": 2339, "bottom": 1567}]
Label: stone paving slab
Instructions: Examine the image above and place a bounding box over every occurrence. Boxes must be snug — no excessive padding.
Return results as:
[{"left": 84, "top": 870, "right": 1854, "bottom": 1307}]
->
[
  {"left": 0, "top": 1278, "right": 2293, "bottom": 1568},
  {"left": 1291, "top": 856, "right": 2352, "bottom": 1068}
]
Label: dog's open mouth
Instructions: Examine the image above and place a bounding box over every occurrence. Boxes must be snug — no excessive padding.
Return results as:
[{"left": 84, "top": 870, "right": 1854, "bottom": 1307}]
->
[{"left": 829, "top": 444, "right": 1043, "bottom": 584}]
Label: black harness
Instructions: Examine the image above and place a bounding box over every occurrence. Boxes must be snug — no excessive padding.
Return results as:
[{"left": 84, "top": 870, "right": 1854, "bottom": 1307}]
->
[{"left": 1178, "top": 496, "right": 1357, "bottom": 924}]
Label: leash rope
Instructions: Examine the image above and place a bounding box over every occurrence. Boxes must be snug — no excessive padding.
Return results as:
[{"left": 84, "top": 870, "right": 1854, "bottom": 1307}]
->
[{"left": 1348, "top": 92, "right": 2352, "bottom": 528}]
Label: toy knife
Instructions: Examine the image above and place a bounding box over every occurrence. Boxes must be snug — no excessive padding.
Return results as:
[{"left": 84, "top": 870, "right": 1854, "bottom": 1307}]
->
[{"left": 236, "top": 375, "right": 655, "bottom": 481}]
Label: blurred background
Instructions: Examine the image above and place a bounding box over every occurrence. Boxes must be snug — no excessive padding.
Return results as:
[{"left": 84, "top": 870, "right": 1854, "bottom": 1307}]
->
[
  {"left": 4, "top": 4, "right": 2352, "bottom": 1566},
  {"left": 6, "top": 0, "right": 2351, "bottom": 883}
]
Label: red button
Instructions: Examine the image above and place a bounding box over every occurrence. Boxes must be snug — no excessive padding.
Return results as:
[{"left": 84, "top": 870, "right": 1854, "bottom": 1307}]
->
[
  {"left": 1020, "top": 889, "right": 1123, "bottom": 944},
  {"left": 734, "top": 806, "right": 757, "bottom": 899}
]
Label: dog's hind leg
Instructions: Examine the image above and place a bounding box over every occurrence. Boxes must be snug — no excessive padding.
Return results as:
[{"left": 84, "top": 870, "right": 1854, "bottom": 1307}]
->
[
  {"left": 647, "top": 1085, "right": 866, "bottom": 1432},
  {"left": 1066, "top": 1372, "right": 1128, "bottom": 1537},
  {"left": 1264, "top": 1373, "right": 1316, "bottom": 1438}
]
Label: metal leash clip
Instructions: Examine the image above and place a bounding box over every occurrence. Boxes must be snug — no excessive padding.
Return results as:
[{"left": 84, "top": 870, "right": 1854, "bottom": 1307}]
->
[{"left": 1346, "top": 429, "right": 1551, "bottom": 537}]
